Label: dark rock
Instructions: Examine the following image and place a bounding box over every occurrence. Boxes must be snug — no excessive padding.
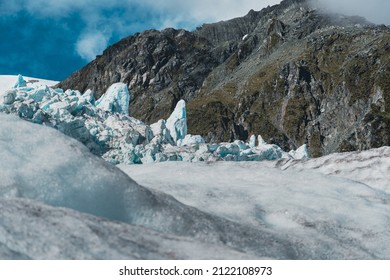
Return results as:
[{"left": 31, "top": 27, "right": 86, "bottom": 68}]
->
[{"left": 58, "top": 0, "right": 390, "bottom": 156}]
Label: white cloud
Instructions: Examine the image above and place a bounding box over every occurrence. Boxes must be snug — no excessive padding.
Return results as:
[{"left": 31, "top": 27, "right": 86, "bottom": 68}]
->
[
  {"left": 76, "top": 31, "right": 108, "bottom": 61},
  {"left": 5, "top": 0, "right": 389, "bottom": 62},
  {"left": 311, "top": 0, "right": 390, "bottom": 25},
  {"left": 4, "top": 0, "right": 390, "bottom": 25},
  {"left": 3, "top": 0, "right": 281, "bottom": 23},
  {"left": 141, "top": 0, "right": 281, "bottom": 24}
]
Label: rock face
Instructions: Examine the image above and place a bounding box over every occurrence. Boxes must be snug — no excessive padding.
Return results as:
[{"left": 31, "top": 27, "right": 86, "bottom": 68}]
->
[{"left": 58, "top": 0, "right": 390, "bottom": 157}]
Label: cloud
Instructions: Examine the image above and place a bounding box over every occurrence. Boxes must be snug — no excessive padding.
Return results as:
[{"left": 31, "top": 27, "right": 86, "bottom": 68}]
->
[
  {"left": 311, "top": 0, "right": 390, "bottom": 25},
  {"left": 3, "top": 0, "right": 281, "bottom": 62},
  {"left": 2, "top": 0, "right": 389, "bottom": 80},
  {"left": 1, "top": 0, "right": 280, "bottom": 21},
  {"left": 76, "top": 31, "right": 109, "bottom": 61},
  {"left": 141, "top": 0, "right": 281, "bottom": 25},
  {"left": 1, "top": 0, "right": 283, "bottom": 63}
]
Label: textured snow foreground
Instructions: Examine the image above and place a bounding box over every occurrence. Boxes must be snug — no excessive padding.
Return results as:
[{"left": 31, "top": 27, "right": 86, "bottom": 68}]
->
[
  {"left": 122, "top": 152, "right": 390, "bottom": 260},
  {"left": 1, "top": 114, "right": 390, "bottom": 259},
  {"left": 0, "top": 114, "right": 261, "bottom": 259}
]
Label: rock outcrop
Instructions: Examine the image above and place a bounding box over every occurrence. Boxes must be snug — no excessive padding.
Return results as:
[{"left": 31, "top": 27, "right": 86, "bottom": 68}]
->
[{"left": 58, "top": 0, "right": 390, "bottom": 156}]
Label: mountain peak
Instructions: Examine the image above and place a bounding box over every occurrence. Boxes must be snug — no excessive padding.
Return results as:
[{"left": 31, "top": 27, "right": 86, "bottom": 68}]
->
[{"left": 58, "top": 1, "right": 390, "bottom": 157}]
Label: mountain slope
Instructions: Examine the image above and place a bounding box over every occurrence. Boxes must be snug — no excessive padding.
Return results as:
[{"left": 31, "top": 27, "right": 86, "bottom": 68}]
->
[{"left": 58, "top": 0, "right": 390, "bottom": 156}]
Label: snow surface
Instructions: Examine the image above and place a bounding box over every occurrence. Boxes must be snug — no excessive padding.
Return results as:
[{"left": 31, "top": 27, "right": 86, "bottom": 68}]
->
[
  {"left": 0, "top": 75, "right": 58, "bottom": 93},
  {"left": 120, "top": 156, "right": 390, "bottom": 259},
  {"left": 0, "top": 114, "right": 303, "bottom": 259},
  {"left": 0, "top": 198, "right": 254, "bottom": 260},
  {"left": 3, "top": 112, "right": 390, "bottom": 259},
  {"left": 1, "top": 75, "right": 390, "bottom": 260},
  {"left": 275, "top": 147, "right": 390, "bottom": 193}
]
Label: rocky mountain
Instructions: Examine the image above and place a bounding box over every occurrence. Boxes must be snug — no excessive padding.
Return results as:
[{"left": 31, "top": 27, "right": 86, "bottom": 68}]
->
[{"left": 58, "top": 0, "right": 390, "bottom": 157}]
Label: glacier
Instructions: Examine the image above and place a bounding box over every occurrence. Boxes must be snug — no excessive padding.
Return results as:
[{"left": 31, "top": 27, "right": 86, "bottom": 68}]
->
[
  {"left": 95, "top": 83, "right": 130, "bottom": 115},
  {"left": 13, "top": 74, "right": 27, "bottom": 88},
  {"left": 165, "top": 99, "right": 187, "bottom": 143},
  {"left": 0, "top": 114, "right": 311, "bottom": 259},
  {"left": 0, "top": 75, "right": 305, "bottom": 165},
  {"left": 1, "top": 113, "right": 390, "bottom": 259},
  {"left": 120, "top": 158, "right": 390, "bottom": 259},
  {"left": 0, "top": 198, "right": 255, "bottom": 260},
  {"left": 1, "top": 75, "right": 390, "bottom": 260}
]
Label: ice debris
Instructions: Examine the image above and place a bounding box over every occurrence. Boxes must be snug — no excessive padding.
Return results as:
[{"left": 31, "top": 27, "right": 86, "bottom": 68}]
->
[
  {"left": 166, "top": 99, "right": 187, "bottom": 143},
  {"left": 0, "top": 75, "right": 309, "bottom": 165},
  {"left": 13, "top": 74, "right": 27, "bottom": 88},
  {"left": 0, "top": 90, "right": 16, "bottom": 105},
  {"left": 96, "top": 83, "right": 130, "bottom": 115},
  {"left": 288, "top": 144, "right": 311, "bottom": 160}
]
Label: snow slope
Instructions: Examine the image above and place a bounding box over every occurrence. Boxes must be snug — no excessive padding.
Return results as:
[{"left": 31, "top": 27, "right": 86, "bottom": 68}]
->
[
  {"left": 0, "top": 198, "right": 254, "bottom": 260},
  {"left": 120, "top": 158, "right": 390, "bottom": 259},
  {"left": 0, "top": 75, "right": 58, "bottom": 92},
  {"left": 274, "top": 147, "right": 390, "bottom": 193},
  {"left": 0, "top": 114, "right": 299, "bottom": 259},
  {"left": 1, "top": 74, "right": 390, "bottom": 259},
  {"left": 1, "top": 112, "right": 390, "bottom": 259}
]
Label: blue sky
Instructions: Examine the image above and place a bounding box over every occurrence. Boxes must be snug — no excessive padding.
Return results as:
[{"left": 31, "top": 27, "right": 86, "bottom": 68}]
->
[{"left": 0, "top": 0, "right": 388, "bottom": 81}]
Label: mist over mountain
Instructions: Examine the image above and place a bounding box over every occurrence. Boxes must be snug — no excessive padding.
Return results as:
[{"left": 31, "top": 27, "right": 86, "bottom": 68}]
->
[
  {"left": 58, "top": 0, "right": 390, "bottom": 157},
  {"left": 312, "top": 0, "right": 390, "bottom": 25}
]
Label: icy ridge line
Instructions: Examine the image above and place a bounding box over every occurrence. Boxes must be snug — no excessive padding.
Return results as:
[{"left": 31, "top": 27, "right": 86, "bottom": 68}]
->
[{"left": 0, "top": 75, "right": 310, "bottom": 164}]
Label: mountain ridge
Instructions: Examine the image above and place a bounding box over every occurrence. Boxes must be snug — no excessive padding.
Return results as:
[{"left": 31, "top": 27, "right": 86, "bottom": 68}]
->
[{"left": 58, "top": 0, "right": 390, "bottom": 156}]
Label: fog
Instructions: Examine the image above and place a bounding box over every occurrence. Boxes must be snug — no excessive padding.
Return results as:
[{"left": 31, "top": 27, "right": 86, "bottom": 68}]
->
[{"left": 312, "top": 0, "right": 390, "bottom": 25}]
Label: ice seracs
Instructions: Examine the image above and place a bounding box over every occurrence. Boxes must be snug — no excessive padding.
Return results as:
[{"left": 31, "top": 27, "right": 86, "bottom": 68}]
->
[
  {"left": 249, "top": 135, "right": 256, "bottom": 148},
  {"left": 13, "top": 74, "right": 27, "bottom": 88},
  {"left": 0, "top": 90, "right": 16, "bottom": 105},
  {"left": 0, "top": 75, "right": 309, "bottom": 165},
  {"left": 177, "top": 134, "right": 205, "bottom": 147},
  {"left": 166, "top": 99, "right": 187, "bottom": 143},
  {"left": 288, "top": 144, "right": 311, "bottom": 160},
  {"left": 257, "top": 134, "right": 267, "bottom": 146},
  {"left": 96, "top": 83, "right": 130, "bottom": 115}
]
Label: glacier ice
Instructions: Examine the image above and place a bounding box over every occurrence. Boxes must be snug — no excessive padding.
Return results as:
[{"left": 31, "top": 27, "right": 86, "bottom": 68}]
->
[
  {"left": 0, "top": 90, "right": 16, "bottom": 105},
  {"left": 288, "top": 144, "right": 311, "bottom": 160},
  {"left": 249, "top": 135, "right": 256, "bottom": 148},
  {"left": 95, "top": 83, "right": 130, "bottom": 115},
  {"left": 0, "top": 198, "right": 254, "bottom": 260},
  {"left": 0, "top": 75, "right": 308, "bottom": 165},
  {"left": 2, "top": 74, "right": 390, "bottom": 260},
  {"left": 13, "top": 74, "right": 27, "bottom": 88},
  {"left": 2, "top": 113, "right": 390, "bottom": 259},
  {"left": 177, "top": 134, "right": 205, "bottom": 147},
  {"left": 0, "top": 114, "right": 307, "bottom": 259},
  {"left": 82, "top": 89, "right": 95, "bottom": 105},
  {"left": 257, "top": 134, "right": 267, "bottom": 146},
  {"left": 29, "top": 85, "right": 49, "bottom": 102},
  {"left": 0, "top": 75, "right": 58, "bottom": 94},
  {"left": 166, "top": 99, "right": 187, "bottom": 143}
]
